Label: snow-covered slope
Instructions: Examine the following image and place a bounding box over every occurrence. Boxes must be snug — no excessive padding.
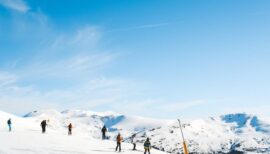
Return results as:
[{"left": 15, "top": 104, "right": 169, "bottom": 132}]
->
[
  {"left": 0, "top": 110, "right": 166, "bottom": 154},
  {"left": 0, "top": 128, "right": 166, "bottom": 154},
  {"left": 1, "top": 110, "right": 270, "bottom": 154}
]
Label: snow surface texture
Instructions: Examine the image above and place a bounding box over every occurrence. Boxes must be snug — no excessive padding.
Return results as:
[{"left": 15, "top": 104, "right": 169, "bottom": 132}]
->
[{"left": 0, "top": 110, "right": 270, "bottom": 154}]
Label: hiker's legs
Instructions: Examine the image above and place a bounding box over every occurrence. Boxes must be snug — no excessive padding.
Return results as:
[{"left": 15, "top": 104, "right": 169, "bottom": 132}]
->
[
  {"left": 119, "top": 143, "right": 121, "bottom": 151},
  {"left": 133, "top": 143, "right": 136, "bottom": 150},
  {"left": 144, "top": 149, "right": 150, "bottom": 154},
  {"left": 115, "top": 142, "right": 119, "bottom": 151},
  {"left": 42, "top": 126, "right": 46, "bottom": 133},
  {"left": 102, "top": 133, "right": 106, "bottom": 140},
  {"left": 8, "top": 124, "right": 11, "bottom": 132},
  {"left": 116, "top": 142, "right": 121, "bottom": 152}
]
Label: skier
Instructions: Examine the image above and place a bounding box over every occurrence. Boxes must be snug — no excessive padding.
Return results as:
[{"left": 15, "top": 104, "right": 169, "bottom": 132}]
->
[
  {"left": 131, "top": 134, "right": 136, "bottom": 150},
  {"left": 68, "top": 123, "right": 72, "bottom": 135},
  {"left": 144, "top": 138, "right": 151, "bottom": 154},
  {"left": 40, "top": 120, "right": 47, "bottom": 133},
  {"left": 7, "top": 118, "right": 12, "bottom": 132},
  {"left": 115, "top": 133, "right": 123, "bottom": 152},
  {"left": 101, "top": 125, "right": 107, "bottom": 140}
]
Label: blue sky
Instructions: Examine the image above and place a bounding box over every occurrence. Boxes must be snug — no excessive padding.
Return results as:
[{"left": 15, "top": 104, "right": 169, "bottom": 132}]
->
[{"left": 0, "top": 0, "right": 270, "bottom": 119}]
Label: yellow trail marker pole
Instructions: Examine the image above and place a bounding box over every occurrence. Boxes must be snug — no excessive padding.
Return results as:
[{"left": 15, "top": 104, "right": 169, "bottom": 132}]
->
[{"left": 178, "top": 119, "right": 189, "bottom": 154}]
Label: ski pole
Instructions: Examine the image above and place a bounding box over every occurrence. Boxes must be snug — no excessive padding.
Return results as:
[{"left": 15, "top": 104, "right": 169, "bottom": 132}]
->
[{"left": 178, "top": 119, "right": 189, "bottom": 154}]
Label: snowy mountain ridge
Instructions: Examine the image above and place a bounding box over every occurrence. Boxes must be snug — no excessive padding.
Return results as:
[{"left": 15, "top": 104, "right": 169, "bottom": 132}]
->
[
  {"left": 1, "top": 110, "right": 270, "bottom": 153},
  {"left": 23, "top": 109, "right": 172, "bottom": 137},
  {"left": 137, "top": 113, "right": 270, "bottom": 153}
]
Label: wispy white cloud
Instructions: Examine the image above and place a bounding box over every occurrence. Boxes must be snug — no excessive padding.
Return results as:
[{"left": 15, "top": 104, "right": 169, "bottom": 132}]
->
[
  {"left": 21, "top": 53, "right": 115, "bottom": 79},
  {"left": 67, "top": 54, "right": 114, "bottom": 71},
  {"left": 0, "top": 0, "right": 29, "bottom": 13},
  {"left": 159, "top": 100, "right": 210, "bottom": 112},
  {"left": 0, "top": 72, "right": 139, "bottom": 115},
  {"left": 0, "top": 71, "right": 17, "bottom": 87},
  {"left": 107, "top": 22, "right": 170, "bottom": 32},
  {"left": 71, "top": 26, "right": 101, "bottom": 47},
  {"left": 105, "top": 99, "right": 211, "bottom": 119},
  {"left": 17, "top": 26, "right": 115, "bottom": 79},
  {"left": 0, "top": 95, "right": 60, "bottom": 115}
]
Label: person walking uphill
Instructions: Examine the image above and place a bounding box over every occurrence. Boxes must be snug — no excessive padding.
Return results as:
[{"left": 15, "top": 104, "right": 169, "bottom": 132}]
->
[
  {"left": 144, "top": 138, "right": 151, "bottom": 154},
  {"left": 101, "top": 125, "right": 107, "bottom": 140},
  {"left": 41, "top": 120, "right": 47, "bottom": 133},
  {"left": 7, "top": 118, "right": 12, "bottom": 132},
  {"left": 68, "top": 123, "right": 72, "bottom": 135},
  {"left": 115, "top": 133, "right": 123, "bottom": 152}
]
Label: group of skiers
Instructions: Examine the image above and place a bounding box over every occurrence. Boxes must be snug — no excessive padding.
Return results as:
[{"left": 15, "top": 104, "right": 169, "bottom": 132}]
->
[
  {"left": 40, "top": 120, "right": 73, "bottom": 135},
  {"left": 4, "top": 119, "right": 151, "bottom": 153},
  {"left": 101, "top": 125, "right": 152, "bottom": 154}
]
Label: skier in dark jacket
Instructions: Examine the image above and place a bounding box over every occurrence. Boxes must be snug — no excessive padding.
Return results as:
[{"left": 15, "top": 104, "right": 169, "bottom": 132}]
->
[
  {"left": 144, "top": 138, "right": 151, "bottom": 154},
  {"left": 115, "top": 133, "right": 123, "bottom": 152},
  {"left": 7, "top": 118, "right": 12, "bottom": 132},
  {"left": 131, "top": 134, "right": 136, "bottom": 150},
  {"left": 40, "top": 120, "right": 47, "bottom": 133},
  {"left": 68, "top": 123, "right": 72, "bottom": 135},
  {"left": 101, "top": 125, "right": 107, "bottom": 140}
]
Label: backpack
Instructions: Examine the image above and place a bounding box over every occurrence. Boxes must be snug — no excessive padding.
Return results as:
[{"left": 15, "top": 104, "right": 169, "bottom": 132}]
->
[
  {"left": 144, "top": 141, "right": 151, "bottom": 148},
  {"left": 117, "top": 135, "right": 122, "bottom": 142}
]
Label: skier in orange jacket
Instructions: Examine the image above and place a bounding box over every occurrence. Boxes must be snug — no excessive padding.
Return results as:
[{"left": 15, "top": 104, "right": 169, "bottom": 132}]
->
[{"left": 115, "top": 133, "right": 123, "bottom": 152}]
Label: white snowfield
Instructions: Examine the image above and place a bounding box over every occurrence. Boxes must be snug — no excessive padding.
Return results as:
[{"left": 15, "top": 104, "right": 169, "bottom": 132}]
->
[
  {"left": 0, "top": 110, "right": 167, "bottom": 154},
  {"left": 0, "top": 131, "right": 166, "bottom": 154}
]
